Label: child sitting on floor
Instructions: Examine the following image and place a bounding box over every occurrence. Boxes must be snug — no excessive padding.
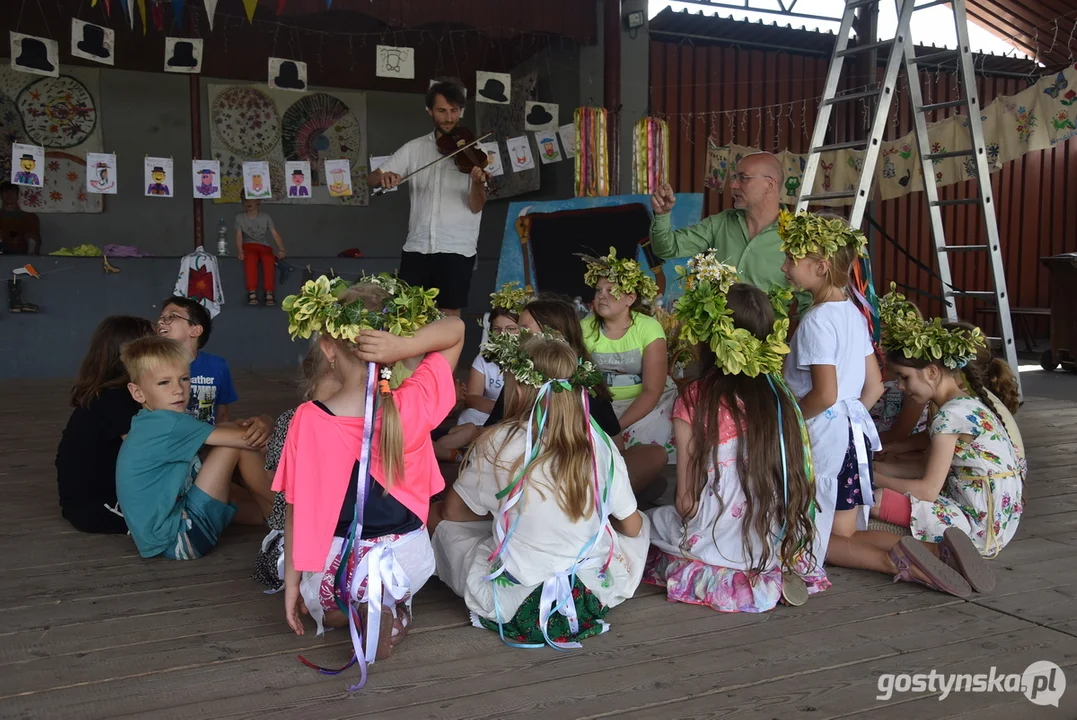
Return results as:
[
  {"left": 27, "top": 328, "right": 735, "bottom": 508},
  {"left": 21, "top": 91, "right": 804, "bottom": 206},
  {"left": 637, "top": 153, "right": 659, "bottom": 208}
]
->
[
  {"left": 56, "top": 315, "right": 156, "bottom": 534},
  {"left": 457, "top": 283, "right": 524, "bottom": 426},
  {"left": 581, "top": 247, "right": 677, "bottom": 469},
  {"left": 115, "top": 336, "right": 275, "bottom": 560},
  {"left": 645, "top": 257, "right": 826, "bottom": 612},
  {"left": 253, "top": 336, "right": 342, "bottom": 591},
  {"left": 430, "top": 331, "right": 649, "bottom": 647},
  {"left": 778, "top": 211, "right": 884, "bottom": 569},
  {"left": 156, "top": 295, "right": 238, "bottom": 426},
  {"left": 274, "top": 275, "right": 463, "bottom": 677}
]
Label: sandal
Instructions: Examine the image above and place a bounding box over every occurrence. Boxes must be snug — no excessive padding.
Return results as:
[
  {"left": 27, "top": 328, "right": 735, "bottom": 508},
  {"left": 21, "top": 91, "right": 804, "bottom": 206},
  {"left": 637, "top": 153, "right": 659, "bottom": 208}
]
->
[
  {"left": 939, "top": 527, "right": 996, "bottom": 593},
  {"left": 248, "top": 291, "right": 258, "bottom": 305},
  {"left": 265, "top": 292, "right": 275, "bottom": 307},
  {"left": 390, "top": 604, "right": 412, "bottom": 647},
  {"left": 889, "top": 536, "right": 971, "bottom": 597},
  {"left": 357, "top": 603, "right": 396, "bottom": 661}
]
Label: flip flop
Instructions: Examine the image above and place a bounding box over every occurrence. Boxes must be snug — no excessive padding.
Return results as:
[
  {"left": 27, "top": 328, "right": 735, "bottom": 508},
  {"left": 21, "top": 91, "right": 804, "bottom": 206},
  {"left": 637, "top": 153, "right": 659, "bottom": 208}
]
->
[
  {"left": 889, "top": 536, "right": 972, "bottom": 598},
  {"left": 939, "top": 527, "right": 996, "bottom": 593}
]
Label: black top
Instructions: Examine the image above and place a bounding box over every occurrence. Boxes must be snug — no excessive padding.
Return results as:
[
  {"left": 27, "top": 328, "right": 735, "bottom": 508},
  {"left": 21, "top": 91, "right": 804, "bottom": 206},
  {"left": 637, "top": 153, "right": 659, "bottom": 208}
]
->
[
  {"left": 313, "top": 401, "right": 422, "bottom": 539},
  {"left": 484, "top": 389, "right": 621, "bottom": 438},
  {"left": 55, "top": 387, "right": 141, "bottom": 533}
]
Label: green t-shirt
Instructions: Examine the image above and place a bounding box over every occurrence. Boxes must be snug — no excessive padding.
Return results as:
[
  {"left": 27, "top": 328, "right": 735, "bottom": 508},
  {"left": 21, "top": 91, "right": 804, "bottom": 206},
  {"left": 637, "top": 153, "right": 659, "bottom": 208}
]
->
[
  {"left": 582, "top": 312, "right": 665, "bottom": 401},
  {"left": 116, "top": 409, "right": 214, "bottom": 558}
]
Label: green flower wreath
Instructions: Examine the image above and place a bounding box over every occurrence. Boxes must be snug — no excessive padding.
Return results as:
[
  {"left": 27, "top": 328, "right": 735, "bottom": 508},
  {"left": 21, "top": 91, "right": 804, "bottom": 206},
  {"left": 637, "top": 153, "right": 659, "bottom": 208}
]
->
[
  {"left": 281, "top": 273, "right": 440, "bottom": 342},
  {"left": 778, "top": 209, "right": 868, "bottom": 261},
  {"left": 481, "top": 329, "right": 604, "bottom": 392},
  {"left": 580, "top": 246, "right": 659, "bottom": 301},
  {"left": 672, "top": 250, "right": 791, "bottom": 377},
  {"left": 879, "top": 283, "right": 984, "bottom": 369},
  {"left": 490, "top": 281, "right": 529, "bottom": 315}
]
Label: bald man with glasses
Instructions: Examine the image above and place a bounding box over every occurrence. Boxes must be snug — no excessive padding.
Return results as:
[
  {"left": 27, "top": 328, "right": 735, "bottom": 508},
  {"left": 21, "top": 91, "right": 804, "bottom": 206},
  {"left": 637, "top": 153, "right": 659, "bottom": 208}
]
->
[{"left": 649, "top": 151, "right": 809, "bottom": 313}]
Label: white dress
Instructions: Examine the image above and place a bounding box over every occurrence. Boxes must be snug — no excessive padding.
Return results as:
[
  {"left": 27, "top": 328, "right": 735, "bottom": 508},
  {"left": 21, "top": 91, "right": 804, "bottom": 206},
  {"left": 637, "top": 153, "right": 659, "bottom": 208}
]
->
[
  {"left": 783, "top": 300, "right": 880, "bottom": 567},
  {"left": 433, "top": 424, "right": 650, "bottom": 638},
  {"left": 645, "top": 391, "right": 830, "bottom": 612},
  {"left": 457, "top": 354, "right": 504, "bottom": 426}
]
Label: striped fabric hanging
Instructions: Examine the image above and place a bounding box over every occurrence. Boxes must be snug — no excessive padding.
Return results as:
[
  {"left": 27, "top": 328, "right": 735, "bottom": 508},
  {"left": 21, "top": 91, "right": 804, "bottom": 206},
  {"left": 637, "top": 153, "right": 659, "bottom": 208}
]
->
[
  {"left": 631, "top": 117, "right": 669, "bottom": 195},
  {"left": 574, "top": 107, "right": 609, "bottom": 197}
]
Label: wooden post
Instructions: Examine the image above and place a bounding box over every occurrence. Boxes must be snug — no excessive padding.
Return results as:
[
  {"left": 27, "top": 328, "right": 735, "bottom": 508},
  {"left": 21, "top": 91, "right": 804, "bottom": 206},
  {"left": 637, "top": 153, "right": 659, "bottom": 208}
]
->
[
  {"left": 190, "top": 74, "right": 204, "bottom": 249},
  {"left": 603, "top": 0, "right": 621, "bottom": 195}
]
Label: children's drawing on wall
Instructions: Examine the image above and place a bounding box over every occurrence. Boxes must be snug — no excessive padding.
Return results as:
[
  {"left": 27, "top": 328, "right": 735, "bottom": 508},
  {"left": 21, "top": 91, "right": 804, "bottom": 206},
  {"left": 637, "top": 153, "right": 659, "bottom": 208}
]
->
[
  {"left": 557, "top": 123, "right": 577, "bottom": 158},
  {"left": 144, "top": 157, "right": 174, "bottom": 197},
  {"left": 524, "top": 101, "right": 558, "bottom": 132},
  {"left": 10, "top": 33, "right": 59, "bottom": 78},
  {"left": 86, "top": 152, "right": 117, "bottom": 194},
  {"left": 476, "top": 71, "right": 511, "bottom": 105},
  {"left": 243, "top": 161, "right": 272, "bottom": 199},
  {"left": 164, "top": 38, "right": 203, "bottom": 74},
  {"left": 192, "top": 160, "right": 221, "bottom": 198},
  {"left": 535, "top": 132, "right": 562, "bottom": 164},
  {"left": 324, "top": 159, "right": 353, "bottom": 197},
  {"left": 10, "top": 143, "right": 44, "bottom": 186},
  {"left": 269, "top": 58, "right": 307, "bottom": 92},
  {"left": 476, "top": 141, "right": 504, "bottom": 177},
  {"left": 375, "top": 45, "right": 415, "bottom": 79},
  {"left": 71, "top": 19, "right": 114, "bottom": 66},
  {"left": 286, "top": 161, "right": 312, "bottom": 197},
  {"left": 506, "top": 135, "right": 535, "bottom": 172}
]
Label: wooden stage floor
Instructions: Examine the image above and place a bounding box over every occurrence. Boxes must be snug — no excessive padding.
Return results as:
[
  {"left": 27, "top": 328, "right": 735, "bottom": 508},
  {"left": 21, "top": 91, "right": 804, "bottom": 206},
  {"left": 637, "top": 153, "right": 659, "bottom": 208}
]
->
[{"left": 2, "top": 370, "right": 1077, "bottom": 719}]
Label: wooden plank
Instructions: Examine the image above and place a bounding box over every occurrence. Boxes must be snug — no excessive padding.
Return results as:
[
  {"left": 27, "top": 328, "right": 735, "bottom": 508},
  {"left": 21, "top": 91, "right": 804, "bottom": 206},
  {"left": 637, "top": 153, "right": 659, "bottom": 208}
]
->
[{"left": 973, "top": 583, "right": 1077, "bottom": 630}]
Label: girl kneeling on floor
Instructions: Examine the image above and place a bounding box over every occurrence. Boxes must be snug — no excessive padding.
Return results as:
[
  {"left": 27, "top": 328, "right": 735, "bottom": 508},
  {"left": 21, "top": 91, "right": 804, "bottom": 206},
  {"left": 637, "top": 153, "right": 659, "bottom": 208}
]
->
[
  {"left": 273, "top": 275, "right": 463, "bottom": 685},
  {"left": 646, "top": 255, "right": 827, "bottom": 612},
  {"left": 430, "top": 331, "right": 649, "bottom": 648}
]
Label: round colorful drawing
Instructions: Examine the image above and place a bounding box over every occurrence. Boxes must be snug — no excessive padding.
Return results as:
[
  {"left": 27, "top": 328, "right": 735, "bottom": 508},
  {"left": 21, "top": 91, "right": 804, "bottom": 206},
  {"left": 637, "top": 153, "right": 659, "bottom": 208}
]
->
[
  {"left": 280, "top": 93, "right": 361, "bottom": 186},
  {"left": 211, "top": 86, "right": 281, "bottom": 158},
  {"left": 16, "top": 76, "right": 98, "bottom": 149},
  {"left": 0, "top": 93, "right": 26, "bottom": 174}
]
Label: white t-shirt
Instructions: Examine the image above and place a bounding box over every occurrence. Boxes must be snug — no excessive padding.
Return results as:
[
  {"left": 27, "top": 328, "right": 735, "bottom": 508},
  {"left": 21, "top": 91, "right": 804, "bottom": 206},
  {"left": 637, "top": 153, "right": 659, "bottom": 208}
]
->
[
  {"left": 453, "top": 425, "right": 638, "bottom": 588},
  {"left": 784, "top": 299, "right": 873, "bottom": 403},
  {"left": 378, "top": 132, "right": 481, "bottom": 257},
  {"left": 472, "top": 354, "right": 504, "bottom": 401}
]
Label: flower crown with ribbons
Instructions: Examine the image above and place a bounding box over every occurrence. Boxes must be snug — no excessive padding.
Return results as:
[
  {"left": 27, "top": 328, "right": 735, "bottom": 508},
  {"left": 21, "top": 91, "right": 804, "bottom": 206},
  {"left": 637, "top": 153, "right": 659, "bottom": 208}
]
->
[
  {"left": 879, "top": 284, "right": 985, "bottom": 369},
  {"left": 778, "top": 209, "right": 869, "bottom": 261},
  {"left": 281, "top": 273, "right": 440, "bottom": 342},
  {"left": 481, "top": 329, "right": 603, "bottom": 392},
  {"left": 489, "top": 281, "right": 529, "bottom": 316},
  {"left": 672, "top": 250, "right": 792, "bottom": 377},
  {"left": 579, "top": 246, "right": 659, "bottom": 302}
]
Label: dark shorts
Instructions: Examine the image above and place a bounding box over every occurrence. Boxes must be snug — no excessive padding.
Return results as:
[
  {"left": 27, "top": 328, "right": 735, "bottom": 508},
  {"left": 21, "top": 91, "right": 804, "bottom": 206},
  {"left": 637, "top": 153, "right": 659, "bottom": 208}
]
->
[
  {"left": 398, "top": 251, "right": 474, "bottom": 310},
  {"left": 835, "top": 424, "right": 874, "bottom": 511}
]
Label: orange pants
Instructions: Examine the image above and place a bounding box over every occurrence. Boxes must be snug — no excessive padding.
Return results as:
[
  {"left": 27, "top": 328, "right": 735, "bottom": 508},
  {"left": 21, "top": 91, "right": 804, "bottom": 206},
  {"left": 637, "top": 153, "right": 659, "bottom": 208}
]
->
[{"left": 243, "top": 243, "right": 275, "bottom": 293}]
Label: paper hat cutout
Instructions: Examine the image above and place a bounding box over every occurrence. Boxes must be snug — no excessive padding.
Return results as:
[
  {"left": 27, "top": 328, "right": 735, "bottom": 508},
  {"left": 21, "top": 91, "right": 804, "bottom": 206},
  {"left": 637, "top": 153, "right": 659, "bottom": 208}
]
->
[
  {"left": 72, "top": 19, "right": 114, "bottom": 65},
  {"left": 164, "top": 38, "right": 203, "bottom": 73},
  {"left": 526, "top": 104, "right": 553, "bottom": 127},
  {"left": 10, "top": 33, "right": 59, "bottom": 78},
  {"left": 269, "top": 58, "right": 307, "bottom": 91}
]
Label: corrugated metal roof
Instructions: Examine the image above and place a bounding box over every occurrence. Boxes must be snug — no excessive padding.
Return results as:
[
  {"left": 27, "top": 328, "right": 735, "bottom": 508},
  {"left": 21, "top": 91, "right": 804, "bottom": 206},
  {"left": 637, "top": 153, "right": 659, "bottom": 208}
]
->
[{"left": 649, "top": 7, "right": 1045, "bottom": 77}]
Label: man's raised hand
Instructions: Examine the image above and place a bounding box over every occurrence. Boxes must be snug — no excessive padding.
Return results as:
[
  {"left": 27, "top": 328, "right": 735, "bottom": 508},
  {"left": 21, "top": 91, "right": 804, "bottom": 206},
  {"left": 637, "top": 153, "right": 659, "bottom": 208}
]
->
[{"left": 650, "top": 183, "right": 676, "bottom": 215}]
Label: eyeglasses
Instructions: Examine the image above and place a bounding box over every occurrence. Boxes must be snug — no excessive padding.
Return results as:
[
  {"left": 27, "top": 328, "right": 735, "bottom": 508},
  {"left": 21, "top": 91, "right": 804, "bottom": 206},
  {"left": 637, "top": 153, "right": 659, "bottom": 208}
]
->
[
  {"left": 158, "top": 312, "right": 191, "bottom": 326},
  {"left": 732, "top": 173, "right": 774, "bottom": 183}
]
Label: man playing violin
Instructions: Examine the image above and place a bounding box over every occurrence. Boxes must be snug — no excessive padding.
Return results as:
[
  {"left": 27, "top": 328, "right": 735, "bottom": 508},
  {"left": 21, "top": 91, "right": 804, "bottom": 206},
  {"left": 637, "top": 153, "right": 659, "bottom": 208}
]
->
[{"left": 367, "top": 79, "right": 487, "bottom": 316}]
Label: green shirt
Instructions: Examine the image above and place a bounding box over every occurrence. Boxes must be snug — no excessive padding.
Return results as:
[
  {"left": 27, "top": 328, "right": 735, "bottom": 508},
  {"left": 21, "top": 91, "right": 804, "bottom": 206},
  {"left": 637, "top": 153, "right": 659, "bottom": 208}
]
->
[
  {"left": 650, "top": 208, "right": 811, "bottom": 314},
  {"left": 582, "top": 312, "right": 666, "bottom": 401}
]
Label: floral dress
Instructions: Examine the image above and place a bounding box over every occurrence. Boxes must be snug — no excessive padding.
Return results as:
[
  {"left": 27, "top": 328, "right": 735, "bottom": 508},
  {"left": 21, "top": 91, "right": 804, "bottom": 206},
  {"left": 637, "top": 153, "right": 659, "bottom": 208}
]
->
[
  {"left": 252, "top": 409, "right": 294, "bottom": 591},
  {"left": 908, "top": 396, "right": 1025, "bottom": 557}
]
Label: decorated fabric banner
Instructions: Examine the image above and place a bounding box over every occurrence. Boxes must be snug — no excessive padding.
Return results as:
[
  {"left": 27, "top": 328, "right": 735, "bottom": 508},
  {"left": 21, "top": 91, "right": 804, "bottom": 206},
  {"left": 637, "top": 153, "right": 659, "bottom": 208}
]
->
[
  {"left": 506, "top": 135, "right": 535, "bottom": 172},
  {"left": 534, "top": 132, "right": 561, "bottom": 164},
  {"left": 375, "top": 45, "right": 414, "bottom": 79},
  {"left": 192, "top": 159, "right": 221, "bottom": 198},
  {"left": 574, "top": 106, "right": 609, "bottom": 197},
  {"left": 208, "top": 83, "right": 368, "bottom": 205},
  {"left": 558, "top": 123, "right": 576, "bottom": 158},
  {"left": 324, "top": 158, "right": 353, "bottom": 196},
  {"left": 10, "top": 143, "right": 44, "bottom": 186},
  {"left": 475, "top": 141, "right": 504, "bottom": 177},
  {"left": 86, "top": 152, "right": 117, "bottom": 194},
  {"left": 144, "top": 157, "right": 174, "bottom": 197},
  {"left": 631, "top": 117, "right": 669, "bottom": 195},
  {"left": 705, "top": 62, "right": 1077, "bottom": 206},
  {"left": 285, "top": 160, "right": 312, "bottom": 197},
  {"left": 243, "top": 160, "right": 272, "bottom": 199},
  {"left": 476, "top": 71, "right": 539, "bottom": 199}
]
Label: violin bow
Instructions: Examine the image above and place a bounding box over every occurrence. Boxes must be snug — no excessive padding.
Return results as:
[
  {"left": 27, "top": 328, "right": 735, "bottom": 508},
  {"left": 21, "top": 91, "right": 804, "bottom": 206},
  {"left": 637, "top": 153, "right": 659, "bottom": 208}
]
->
[{"left": 371, "top": 132, "right": 493, "bottom": 197}]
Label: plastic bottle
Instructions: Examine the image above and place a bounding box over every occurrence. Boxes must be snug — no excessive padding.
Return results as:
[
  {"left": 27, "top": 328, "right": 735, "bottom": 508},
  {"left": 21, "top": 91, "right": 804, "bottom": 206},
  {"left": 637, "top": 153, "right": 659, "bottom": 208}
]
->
[{"left": 216, "top": 218, "right": 228, "bottom": 256}]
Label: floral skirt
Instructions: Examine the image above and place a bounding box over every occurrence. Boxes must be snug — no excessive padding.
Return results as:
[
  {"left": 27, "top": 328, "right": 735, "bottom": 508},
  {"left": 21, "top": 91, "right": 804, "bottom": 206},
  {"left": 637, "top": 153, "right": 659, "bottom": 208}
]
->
[
  {"left": 472, "top": 578, "right": 610, "bottom": 645},
  {"left": 613, "top": 383, "right": 678, "bottom": 463}
]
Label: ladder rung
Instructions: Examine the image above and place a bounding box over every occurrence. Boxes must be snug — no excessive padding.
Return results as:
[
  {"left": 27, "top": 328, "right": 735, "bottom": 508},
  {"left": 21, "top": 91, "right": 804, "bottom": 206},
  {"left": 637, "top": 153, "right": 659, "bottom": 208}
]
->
[
  {"left": 924, "top": 149, "right": 974, "bottom": 160},
  {"left": 933, "top": 198, "right": 980, "bottom": 206},
  {"left": 920, "top": 99, "right": 967, "bottom": 112},
  {"left": 800, "top": 190, "right": 858, "bottom": 202},
  {"left": 914, "top": 0, "right": 955, "bottom": 11},
  {"left": 837, "top": 40, "right": 894, "bottom": 58},
  {"left": 985, "top": 336, "right": 1003, "bottom": 347},
  {"left": 940, "top": 244, "right": 988, "bottom": 252},
  {"left": 845, "top": 0, "right": 878, "bottom": 8},
  {"left": 947, "top": 290, "right": 997, "bottom": 300},
  {"left": 824, "top": 87, "right": 884, "bottom": 106},
  {"left": 912, "top": 50, "right": 959, "bottom": 65},
  {"left": 813, "top": 140, "right": 868, "bottom": 153}
]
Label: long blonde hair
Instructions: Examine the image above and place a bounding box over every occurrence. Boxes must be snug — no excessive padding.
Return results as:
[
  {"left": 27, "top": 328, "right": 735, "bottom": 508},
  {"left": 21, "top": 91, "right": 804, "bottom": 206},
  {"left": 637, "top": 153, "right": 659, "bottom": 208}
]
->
[
  {"left": 470, "top": 335, "right": 597, "bottom": 522},
  {"left": 329, "top": 283, "right": 406, "bottom": 488}
]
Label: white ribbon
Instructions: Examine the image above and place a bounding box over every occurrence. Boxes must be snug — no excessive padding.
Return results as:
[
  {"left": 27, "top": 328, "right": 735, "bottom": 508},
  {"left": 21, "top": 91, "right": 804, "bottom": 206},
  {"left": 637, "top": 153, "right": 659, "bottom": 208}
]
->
[
  {"left": 348, "top": 536, "right": 413, "bottom": 664},
  {"left": 841, "top": 398, "right": 882, "bottom": 508}
]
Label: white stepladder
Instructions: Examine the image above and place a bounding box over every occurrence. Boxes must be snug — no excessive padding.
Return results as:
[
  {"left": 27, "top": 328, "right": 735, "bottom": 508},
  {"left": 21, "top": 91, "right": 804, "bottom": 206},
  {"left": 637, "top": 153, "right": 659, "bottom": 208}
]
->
[{"left": 796, "top": 0, "right": 1021, "bottom": 395}]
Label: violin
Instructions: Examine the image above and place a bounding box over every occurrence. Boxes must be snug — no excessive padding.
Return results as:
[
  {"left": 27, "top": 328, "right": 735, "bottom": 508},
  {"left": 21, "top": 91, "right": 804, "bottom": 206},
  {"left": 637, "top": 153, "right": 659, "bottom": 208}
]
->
[{"left": 371, "top": 127, "right": 493, "bottom": 197}]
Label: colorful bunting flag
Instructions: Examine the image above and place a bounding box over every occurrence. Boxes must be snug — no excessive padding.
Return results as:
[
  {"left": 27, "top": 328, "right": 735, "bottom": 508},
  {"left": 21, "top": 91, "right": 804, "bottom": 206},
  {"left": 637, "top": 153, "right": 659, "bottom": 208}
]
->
[
  {"left": 171, "top": 0, "right": 185, "bottom": 28},
  {"left": 242, "top": 0, "right": 258, "bottom": 22},
  {"left": 277, "top": 0, "right": 286, "bottom": 14},
  {"left": 204, "top": 0, "right": 218, "bottom": 30},
  {"left": 136, "top": 0, "right": 147, "bottom": 33}
]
